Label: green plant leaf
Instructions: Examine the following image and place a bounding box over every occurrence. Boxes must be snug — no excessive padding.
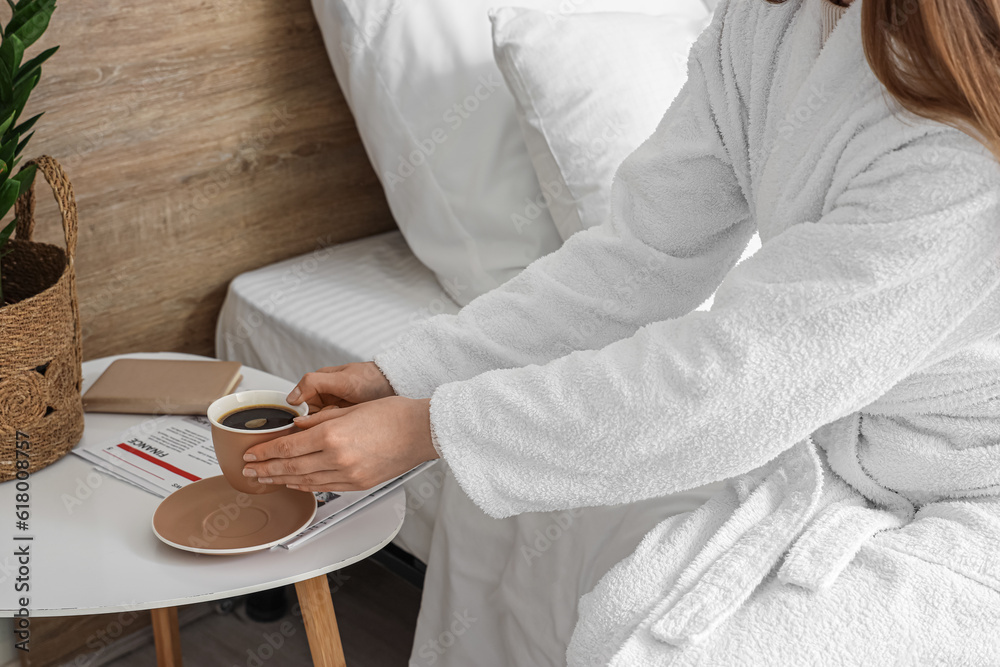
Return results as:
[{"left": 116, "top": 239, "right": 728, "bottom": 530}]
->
[
  {"left": 0, "top": 158, "right": 7, "bottom": 177},
  {"left": 11, "top": 0, "right": 52, "bottom": 19},
  {"left": 0, "top": 31, "right": 24, "bottom": 68},
  {"left": 0, "top": 133, "right": 17, "bottom": 167},
  {"left": 9, "top": 0, "right": 54, "bottom": 49},
  {"left": 0, "top": 69, "right": 11, "bottom": 104},
  {"left": 5, "top": 0, "right": 53, "bottom": 40},
  {"left": 0, "top": 178, "right": 20, "bottom": 223},
  {"left": 7, "top": 70, "right": 38, "bottom": 127},
  {"left": 10, "top": 68, "right": 38, "bottom": 99},
  {"left": 13, "top": 161, "right": 35, "bottom": 194},
  {"left": 8, "top": 110, "right": 39, "bottom": 139},
  {"left": 15, "top": 129, "right": 32, "bottom": 154},
  {"left": 0, "top": 218, "right": 15, "bottom": 247},
  {"left": 0, "top": 33, "right": 25, "bottom": 90},
  {"left": 3, "top": 0, "right": 32, "bottom": 35},
  {"left": 0, "top": 109, "right": 15, "bottom": 138},
  {"left": 14, "top": 44, "right": 56, "bottom": 86}
]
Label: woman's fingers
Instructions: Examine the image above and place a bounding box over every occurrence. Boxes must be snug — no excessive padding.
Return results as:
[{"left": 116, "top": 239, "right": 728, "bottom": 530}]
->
[
  {"left": 287, "top": 362, "right": 395, "bottom": 412},
  {"left": 314, "top": 365, "right": 351, "bottom": 374},
  {"left": 242, "top": 427, "right": 327, "bottom": 465},
  {"left": 240, "top": 394, "right": 431, "bottom": 495},
  {"left": 293, "top": 404, "right": 357, "bottom": 428},
  {"left": 243, "top": 451, "right": 333, "bottom": 483},
  {"left": 303, "top": 396, "right": 354, "bottom": 414},
  {"left": 286, "top": 482, "right": 368, "bottom": 493},
  {"left": 287, "top": 370, "right": 351, "bottom": 406},
  {"left": 257, "top": 470, "right": 359, "bottom": 487}
]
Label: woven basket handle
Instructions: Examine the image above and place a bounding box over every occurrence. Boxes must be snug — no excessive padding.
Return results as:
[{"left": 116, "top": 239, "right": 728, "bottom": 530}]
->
[{"left": 12, "top": 156, "right": 79, "bottom": 262}]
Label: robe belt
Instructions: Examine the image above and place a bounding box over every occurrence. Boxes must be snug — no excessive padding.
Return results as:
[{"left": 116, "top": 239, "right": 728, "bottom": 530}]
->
[
  {"left": 777, "top": 501, "right": 907, "bottom": 591},
  {"left": 648, "top": 433, "right": 910, "bottom": 646}
]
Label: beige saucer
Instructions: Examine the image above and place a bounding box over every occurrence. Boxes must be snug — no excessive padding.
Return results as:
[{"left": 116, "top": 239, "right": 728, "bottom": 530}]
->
[{"left": 152, "top": 476, "right": 317, "bottom": 555}]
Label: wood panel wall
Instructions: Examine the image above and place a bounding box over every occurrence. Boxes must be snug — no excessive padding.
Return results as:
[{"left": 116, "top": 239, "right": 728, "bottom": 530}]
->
[{"left": 4, "top": 0, "right": 395, "bottom": 360}]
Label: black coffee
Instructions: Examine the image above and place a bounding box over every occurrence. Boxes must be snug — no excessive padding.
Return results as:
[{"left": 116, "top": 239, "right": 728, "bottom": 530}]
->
[{"left": 220, "top": 404, "right": 297, "bottom": 430}]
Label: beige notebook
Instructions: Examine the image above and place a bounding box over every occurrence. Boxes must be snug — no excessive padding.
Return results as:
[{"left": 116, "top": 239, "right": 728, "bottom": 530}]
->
[{"left": 82, "top": 359, "right": 243, "bottom": 415}]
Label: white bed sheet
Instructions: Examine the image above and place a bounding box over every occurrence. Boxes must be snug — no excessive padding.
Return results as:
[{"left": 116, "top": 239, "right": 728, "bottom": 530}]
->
[{"left": 215, "top": 230, "right": 459, "bottom": 560}]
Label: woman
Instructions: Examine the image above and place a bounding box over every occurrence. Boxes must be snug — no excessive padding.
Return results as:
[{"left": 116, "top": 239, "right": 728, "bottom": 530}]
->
[{"left": 242, "top": 0, "right": 1000, "bottom": 663}]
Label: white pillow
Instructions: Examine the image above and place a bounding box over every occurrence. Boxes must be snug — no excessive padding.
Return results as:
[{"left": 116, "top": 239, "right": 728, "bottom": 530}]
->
[
  {"left": 310, "top": 0, "right": 707, "bottom": 304},
  {"left": 491, "top": 7, "right": 711, "bottom": 239}
]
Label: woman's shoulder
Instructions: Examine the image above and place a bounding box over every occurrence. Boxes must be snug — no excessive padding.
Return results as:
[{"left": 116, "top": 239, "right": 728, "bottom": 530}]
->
[
  {"left": 836, "top": 123, "right": 1000, "bottom": 234},
  {"left": 847, "top": 115, "right": 1000, "bottom": 194}
]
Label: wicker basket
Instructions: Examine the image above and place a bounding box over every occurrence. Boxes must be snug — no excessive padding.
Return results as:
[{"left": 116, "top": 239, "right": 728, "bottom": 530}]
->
[{"left": 0, "top": 156, "right": 84, "bottom": 482}]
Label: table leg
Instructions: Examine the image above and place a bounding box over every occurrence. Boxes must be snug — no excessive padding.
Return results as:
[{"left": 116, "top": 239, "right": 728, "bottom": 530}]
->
[
  {"left": 150, "top": 606, "right": 183, "bottom": 666},
  {"left": 295, "top": 575, "right": 347, "bottom": 667}
]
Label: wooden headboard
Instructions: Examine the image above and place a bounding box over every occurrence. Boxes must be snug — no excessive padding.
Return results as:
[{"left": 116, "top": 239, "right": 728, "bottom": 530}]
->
[{"left": 14, "top": 0, "right": 395, "bottom": 361}]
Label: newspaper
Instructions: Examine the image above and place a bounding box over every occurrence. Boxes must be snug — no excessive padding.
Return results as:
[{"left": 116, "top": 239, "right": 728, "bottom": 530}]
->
[
  {"left": 73, "top": 415, "right": 433, "bottom": 546},
  {"left": 73, "top": 415, "right": 220, "bottom": 497},
  {"left": 276, "top": 461, "right": 435, "bottom": 550}
]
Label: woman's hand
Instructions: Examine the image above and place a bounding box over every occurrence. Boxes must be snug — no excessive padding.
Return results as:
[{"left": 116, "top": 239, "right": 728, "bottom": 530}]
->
[
  {"left": 240, "top": 396, "right": 438, "bottom": 492},
  {"left": 286, "top": 361, "right": 395, "bottom": 412}
]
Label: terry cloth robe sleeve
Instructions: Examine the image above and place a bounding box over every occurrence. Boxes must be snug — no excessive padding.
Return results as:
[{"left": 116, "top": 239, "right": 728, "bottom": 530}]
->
[
  {"left": 428, "top": 132, "right": 1000, "bottom": 518},
  {"left": 372, "top": 32, "right": 755, "bottom": 400}
]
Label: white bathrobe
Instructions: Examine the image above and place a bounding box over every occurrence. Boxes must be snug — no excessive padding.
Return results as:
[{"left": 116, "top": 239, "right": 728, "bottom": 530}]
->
[{"left": 374, "top": 0, "right": 1000, "bottom": 663}]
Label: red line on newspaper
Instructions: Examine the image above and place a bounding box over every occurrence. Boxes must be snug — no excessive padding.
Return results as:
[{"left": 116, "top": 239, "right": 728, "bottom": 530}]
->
[
  {"left": 118, "top": 443, "right": 201, "bottom": 482},
  {"left": 106, "top": 451, "right": 165, "bottom": 480}
]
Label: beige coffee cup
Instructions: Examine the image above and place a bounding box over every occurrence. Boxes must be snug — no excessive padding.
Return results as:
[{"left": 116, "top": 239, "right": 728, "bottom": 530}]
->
[{"left": 207, "top": 389, "right": 309, "bottom": 494}]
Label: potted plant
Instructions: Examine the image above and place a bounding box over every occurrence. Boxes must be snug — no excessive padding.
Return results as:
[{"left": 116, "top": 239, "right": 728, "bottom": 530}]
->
[
  {"left": 0, "top": 0, "right": 58, "bottom": 293},
  {"left": 0, "top": 0, "right": 84, "bottom": 482}
]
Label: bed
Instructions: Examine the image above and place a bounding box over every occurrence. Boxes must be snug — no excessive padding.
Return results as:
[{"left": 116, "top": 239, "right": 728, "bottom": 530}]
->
[{"left": 215, "top": 0, "right": 760, "bottom": 663}]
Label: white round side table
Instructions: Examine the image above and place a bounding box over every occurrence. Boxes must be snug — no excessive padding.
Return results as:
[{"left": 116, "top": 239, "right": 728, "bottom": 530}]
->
[{"left": 0, "top": 352, "right": 406, "bottom": 667}]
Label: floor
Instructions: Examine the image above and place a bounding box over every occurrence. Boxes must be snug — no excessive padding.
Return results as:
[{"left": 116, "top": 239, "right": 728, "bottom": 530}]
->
[{"left": 97, "top": 558, "right": 422, "bottom": 667}]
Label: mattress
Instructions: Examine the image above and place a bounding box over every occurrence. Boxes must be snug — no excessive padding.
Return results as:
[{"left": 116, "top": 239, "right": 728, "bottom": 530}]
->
[
  {"left": 217, "top": 230, "right": 460, "bottom": 372},
  {"left": 216, "top": 230, "right": 460, "bottom": 560}
]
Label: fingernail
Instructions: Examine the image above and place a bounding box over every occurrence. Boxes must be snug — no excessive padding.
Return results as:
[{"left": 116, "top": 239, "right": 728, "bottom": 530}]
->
[
  {"left": 293, "top": 415, "right": 306, "bottom": 422},
  {"left": 243, "top": 453, "right": 257, "bottom": 462},
  {"left": 243, "top": 467, "right": 257, "bottom": 477},
  {"left": 287, "top": 387, "right": 301, "bottom": 403},
  {"left": 287, "top": 485, "right": 300, "bottom": 490},
  {"left": 259, "top": 477, "right": 272, "bottom": 484}
]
